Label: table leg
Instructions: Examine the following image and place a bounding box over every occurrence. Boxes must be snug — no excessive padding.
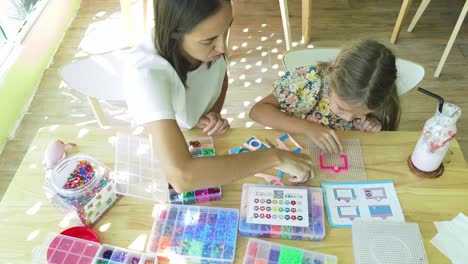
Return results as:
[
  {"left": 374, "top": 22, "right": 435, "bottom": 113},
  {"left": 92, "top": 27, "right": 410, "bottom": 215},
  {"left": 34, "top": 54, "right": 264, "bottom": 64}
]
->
[
  {"left": 390, "top": 0, "right": 412, "bottom": 44},
  {"left": 279, "top": 0, "right": 292, "bottom": 51},
  {"left": 302, "top": 0, "right": 312, "bottom": 44}
]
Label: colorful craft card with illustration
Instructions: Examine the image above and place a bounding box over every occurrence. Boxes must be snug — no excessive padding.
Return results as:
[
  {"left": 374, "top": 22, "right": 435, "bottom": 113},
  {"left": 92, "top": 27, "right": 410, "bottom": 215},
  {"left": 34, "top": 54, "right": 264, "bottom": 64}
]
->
[
  {"left": 246, "top": 186, "right": 309, "bottom": 228},
  {"left": 309, "top": 139, "right": 367, "bottom": 182},
  {"left": 322, "top": 180, "right": 404, "bottom": 228}
]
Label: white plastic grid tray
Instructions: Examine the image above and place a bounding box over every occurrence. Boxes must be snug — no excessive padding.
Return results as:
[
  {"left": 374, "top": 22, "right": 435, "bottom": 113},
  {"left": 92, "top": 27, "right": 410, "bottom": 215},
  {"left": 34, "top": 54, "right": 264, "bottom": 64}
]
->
[
  {"left": 352, "top": 220, "right": 428, "bottom": 264},
  {"left": 114, "top": 133, "right": 169, "bottom": 203}
]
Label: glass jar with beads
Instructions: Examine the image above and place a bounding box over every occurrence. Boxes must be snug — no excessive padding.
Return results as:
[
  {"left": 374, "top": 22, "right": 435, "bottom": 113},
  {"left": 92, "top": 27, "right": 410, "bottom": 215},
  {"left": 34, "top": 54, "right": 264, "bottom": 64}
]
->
[{"left": 43, "top": 154, "right": 119, "bottom": 227}]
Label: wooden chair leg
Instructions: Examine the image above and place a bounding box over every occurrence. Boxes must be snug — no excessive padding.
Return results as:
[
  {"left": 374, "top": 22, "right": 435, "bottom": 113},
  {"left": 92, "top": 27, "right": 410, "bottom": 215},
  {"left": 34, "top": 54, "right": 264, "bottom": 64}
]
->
[
  {"left": 302, "top": 0, "right": 312, "bottom": 44},
  {"left": 143, "top": 0, "right": 148, "bottom": 32},
  {"left": 390, "top": 0, "right": 413, "bottom": 44},
  {"left": 279, "top": 0, "right": 292, "bottom": 51},
  {"left": 120, "top": 0, "right": 134, "bottom": 46},
  {"left": 434, "top": 0, "right": 468, "bottom": 77},
  {"left": 408, "top": 0, "right": 431, "bottom": 32},
  {"left": 88, "top": 97, "right": 110, "bottom": 128}
]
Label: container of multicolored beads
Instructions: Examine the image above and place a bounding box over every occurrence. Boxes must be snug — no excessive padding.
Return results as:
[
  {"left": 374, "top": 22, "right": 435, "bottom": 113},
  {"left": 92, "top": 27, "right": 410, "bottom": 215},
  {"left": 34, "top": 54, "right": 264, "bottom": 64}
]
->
[{"left": 44, "top": 154, "right": 119, "bottom": 227}]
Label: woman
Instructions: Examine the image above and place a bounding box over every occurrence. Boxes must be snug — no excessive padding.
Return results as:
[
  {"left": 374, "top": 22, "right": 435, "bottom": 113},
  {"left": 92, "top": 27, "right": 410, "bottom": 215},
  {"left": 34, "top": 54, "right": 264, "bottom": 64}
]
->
[{"left": 123, "top": 0, "right": 313, "bottom": 193}]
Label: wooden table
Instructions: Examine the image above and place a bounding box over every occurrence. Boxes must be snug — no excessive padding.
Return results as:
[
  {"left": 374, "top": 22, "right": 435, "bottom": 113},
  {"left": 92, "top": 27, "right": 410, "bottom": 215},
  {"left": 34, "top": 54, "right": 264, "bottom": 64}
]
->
[{"left": 1, "top": 125, "right": 467, "bottom": 263}]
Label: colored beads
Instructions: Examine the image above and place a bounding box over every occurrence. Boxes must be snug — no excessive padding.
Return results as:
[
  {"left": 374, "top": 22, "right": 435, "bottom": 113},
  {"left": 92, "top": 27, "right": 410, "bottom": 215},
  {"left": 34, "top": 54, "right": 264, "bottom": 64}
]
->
[
  {"left": 102, "top": 249, "right": 113, "bottom": 259},
  {"left": 110, "top": 250, "right": 127, "bottom": 262},
  {"left": 63, "top": 160, "right": 95, "bottom": 189}
]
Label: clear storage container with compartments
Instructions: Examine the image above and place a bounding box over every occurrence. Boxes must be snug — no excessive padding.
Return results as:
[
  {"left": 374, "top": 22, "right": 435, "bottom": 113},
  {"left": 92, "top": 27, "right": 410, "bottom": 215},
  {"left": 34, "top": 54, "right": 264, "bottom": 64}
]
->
[
  {"left": 43, "top": 154, "right": 119, "bottom": 227},
  {"left": 33, "top": 233, "right": 158, "bottom": 264},
  {"left": 147, "top": 204, "right": 239, "bottom": 264},
  {"left": 114, "top": 134, "right": 221, "bottom": 204},
  {"left": 243, "top": 238, "right": 337, "bottom": 264},
  {"left": 239, "top": 184, "right": 325, "bottom": 241}
]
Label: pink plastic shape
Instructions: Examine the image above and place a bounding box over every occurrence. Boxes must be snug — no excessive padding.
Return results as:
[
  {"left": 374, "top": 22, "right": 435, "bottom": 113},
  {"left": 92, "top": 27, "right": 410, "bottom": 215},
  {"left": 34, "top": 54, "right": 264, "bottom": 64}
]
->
[{"left": 319, "top": 153, "right": 349, "bottom": 173}]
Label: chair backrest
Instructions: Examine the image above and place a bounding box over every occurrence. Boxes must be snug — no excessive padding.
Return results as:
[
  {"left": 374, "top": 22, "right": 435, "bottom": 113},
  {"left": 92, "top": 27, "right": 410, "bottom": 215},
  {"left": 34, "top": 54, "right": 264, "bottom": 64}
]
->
[
  {"left": 59, "top": 49, "right": 129, "bottom": 101},
  {"left": 282, "top": 48, "right": 425, "bottom": 96}
]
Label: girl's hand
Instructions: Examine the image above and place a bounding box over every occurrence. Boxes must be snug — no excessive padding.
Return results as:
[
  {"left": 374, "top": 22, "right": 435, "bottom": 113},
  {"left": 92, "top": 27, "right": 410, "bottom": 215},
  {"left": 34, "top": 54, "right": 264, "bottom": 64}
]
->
[
  {"left": 353, "top": 117, "right": 382, "bottom": 132},
  {"left": 197, "top": 112, "right": 230, "bottom": 136},
  {"left": 277, "top": 151, "right": 315, "bottom": 183},
  {"left": 307, "top": 125, "right": 343, "bottom": 154}
]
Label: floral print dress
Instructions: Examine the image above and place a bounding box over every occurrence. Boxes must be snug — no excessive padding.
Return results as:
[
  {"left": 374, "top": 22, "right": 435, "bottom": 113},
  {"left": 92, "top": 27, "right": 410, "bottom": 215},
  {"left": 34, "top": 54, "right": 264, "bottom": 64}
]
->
[{"left": 272, "top": 66, "right": 353, "bottom": 130}]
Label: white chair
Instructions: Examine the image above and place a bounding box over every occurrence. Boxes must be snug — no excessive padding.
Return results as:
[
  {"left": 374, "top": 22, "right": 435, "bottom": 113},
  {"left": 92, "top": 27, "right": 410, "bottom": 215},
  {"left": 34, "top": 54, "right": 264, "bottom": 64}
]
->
[
  {"left": 59, "top": 49, "right": 129, "bottom": 127},
  {"left": 282, "top": 48, "right": 425, "bottom": 96}
]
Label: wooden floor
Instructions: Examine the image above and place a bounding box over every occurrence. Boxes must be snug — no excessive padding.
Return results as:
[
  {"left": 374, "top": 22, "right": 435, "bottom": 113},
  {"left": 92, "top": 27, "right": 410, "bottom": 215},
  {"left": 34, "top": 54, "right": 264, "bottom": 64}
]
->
[{"left": 1, "top": 0, "right": 468, "bottom": 199}]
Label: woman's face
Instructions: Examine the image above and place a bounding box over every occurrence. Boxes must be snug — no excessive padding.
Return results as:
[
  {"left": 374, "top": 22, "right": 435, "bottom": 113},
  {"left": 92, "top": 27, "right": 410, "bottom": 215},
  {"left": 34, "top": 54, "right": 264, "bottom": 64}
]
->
[
  {"left": 328, "top": 90, "right": 374, "bottom": 122},
  {"left": 181, "top": 2, "right": 233, "bottom": 64}
]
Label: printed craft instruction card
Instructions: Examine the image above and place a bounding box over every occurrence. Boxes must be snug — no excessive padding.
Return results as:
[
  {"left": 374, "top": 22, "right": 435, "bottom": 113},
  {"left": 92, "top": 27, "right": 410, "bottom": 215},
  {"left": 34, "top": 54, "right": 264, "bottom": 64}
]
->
[
  {"left": 247, "top": 186, "right": 309, "bottom": 227},
  {"left": 322, "top": 180, "right": 404, "bottom": 228}
]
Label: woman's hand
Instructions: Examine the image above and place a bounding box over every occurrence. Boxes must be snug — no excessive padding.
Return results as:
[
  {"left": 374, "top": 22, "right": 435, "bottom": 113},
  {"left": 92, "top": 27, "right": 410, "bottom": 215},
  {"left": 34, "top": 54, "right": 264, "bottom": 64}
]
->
[
  {"left": 197, "top": 112, "right": 230, "bottom": 136},
  {"left": 353, "top": 116, "right": 382, "bottom": 132},
  {"left": 306, "top": 125, "right": 343, "bottom": 154},
  {"left": 277, "top": 151, "right": 315, "bottom": 183}
]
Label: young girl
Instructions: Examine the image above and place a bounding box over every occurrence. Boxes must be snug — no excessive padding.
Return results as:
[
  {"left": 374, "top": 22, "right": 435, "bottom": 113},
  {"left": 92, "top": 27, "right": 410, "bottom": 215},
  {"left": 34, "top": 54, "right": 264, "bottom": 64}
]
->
[
  {"left": 250, "top": 40, "right": 400, "bottom": 154},
  {"left": 123, "top": 0, "right": 314, "bottom": 192}
]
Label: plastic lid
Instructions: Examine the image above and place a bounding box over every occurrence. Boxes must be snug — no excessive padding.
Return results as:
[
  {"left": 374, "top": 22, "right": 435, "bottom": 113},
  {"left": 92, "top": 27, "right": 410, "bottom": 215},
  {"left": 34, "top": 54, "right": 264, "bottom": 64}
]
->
[
  {"left": 113, "top": 133, "right": 170, "bottom": 203},
  {"left": 60, "top": 226, "right": 100, "bottom": 243}
]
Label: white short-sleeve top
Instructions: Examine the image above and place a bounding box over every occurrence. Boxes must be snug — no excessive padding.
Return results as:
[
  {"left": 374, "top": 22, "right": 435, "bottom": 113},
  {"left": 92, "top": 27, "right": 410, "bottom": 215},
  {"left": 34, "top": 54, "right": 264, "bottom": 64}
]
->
[{"left": 123, "top": 31, "right": 227, "bottom": 129}]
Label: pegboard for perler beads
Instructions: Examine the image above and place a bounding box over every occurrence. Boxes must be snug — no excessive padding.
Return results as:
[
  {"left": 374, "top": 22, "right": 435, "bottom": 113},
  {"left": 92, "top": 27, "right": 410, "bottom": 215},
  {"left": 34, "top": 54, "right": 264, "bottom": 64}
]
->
[
  {"left": 114, "top": 133, "right": 170, "bottom": 202},
  {"left": 147, "top": 204, "right": 239, "bottom": 264},
  {"left": 243, "top": 238, "right": 337, "bottom": 264},
  {"left": 308, "top": 139, "right": 366, "bottom": 182},
  {"left": 239, "top": 184, "right": 325, "bottom": 241},
  {"left": 352, "top": 220, "right": 428, "bottom": 264}
]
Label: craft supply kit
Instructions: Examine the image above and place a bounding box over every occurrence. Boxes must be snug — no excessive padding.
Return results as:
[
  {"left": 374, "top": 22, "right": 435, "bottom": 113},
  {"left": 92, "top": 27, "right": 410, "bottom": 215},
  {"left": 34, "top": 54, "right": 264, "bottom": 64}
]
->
[
  {"left": 147, "top": 204, "right": 239, "bottom": 263},
  {"left": 243, "top": 238, "right": 337, "bottom": 264},
  {"left": 239, "top": 184, "right": 325, "bottom": 241}
]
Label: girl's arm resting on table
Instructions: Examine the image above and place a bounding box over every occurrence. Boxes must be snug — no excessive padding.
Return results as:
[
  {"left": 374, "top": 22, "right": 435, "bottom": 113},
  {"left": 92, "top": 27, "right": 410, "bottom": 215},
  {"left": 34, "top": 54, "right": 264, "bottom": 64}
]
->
[
  {"left": 249, "top": 94, "right": 343, "bottom": 153},
  {"left": 145, "top": 119, "right": 312, "bottom": 193}
]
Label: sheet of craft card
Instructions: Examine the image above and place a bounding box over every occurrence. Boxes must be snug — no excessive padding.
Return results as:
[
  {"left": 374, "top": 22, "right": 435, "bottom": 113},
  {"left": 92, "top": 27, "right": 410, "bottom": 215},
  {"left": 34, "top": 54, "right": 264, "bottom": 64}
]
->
[
  {"left": 322, "top": 180, "right": 404, "bottom": 228},
  {"left": 246, "top": 186, "right": 309, "bottom": 227}
]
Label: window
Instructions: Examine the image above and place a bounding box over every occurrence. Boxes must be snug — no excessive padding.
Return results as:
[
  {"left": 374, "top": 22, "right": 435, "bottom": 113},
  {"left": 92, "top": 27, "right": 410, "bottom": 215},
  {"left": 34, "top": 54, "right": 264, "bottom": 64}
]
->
[{"left": 0, "top": 0, "right": 48, "bottom": 77}]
